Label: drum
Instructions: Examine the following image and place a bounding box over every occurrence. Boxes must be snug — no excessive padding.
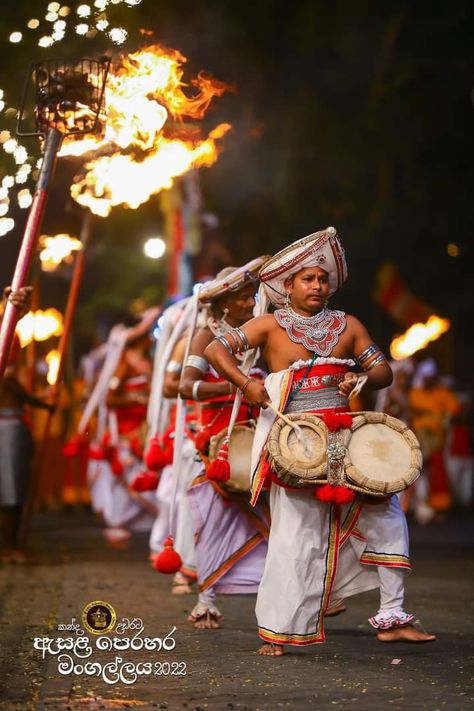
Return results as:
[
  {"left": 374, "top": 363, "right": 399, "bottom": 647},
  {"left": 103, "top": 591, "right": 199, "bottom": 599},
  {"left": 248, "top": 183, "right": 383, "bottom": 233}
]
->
[
  {"left": 343, "top": 412, "right": 422, "bottom": 496},
  {"left": 267, "top": 413, "right": 328, "bottom": 487},
  {"left": 209, "top": 425, "right": 255, "bottom": 493}
]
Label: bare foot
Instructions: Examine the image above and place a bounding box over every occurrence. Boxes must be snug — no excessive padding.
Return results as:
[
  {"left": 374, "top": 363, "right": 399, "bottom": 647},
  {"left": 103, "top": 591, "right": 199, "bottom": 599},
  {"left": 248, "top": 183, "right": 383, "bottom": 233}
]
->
[
  {"left": 377, "top": 625, "right": 436, "bottom": 643},
  {"left": 326, "top": 603, "right": 346, "bottom": 617},
  {"left": 172, "top": 582, "right": 193, "bottom": 595},
  {"left": 188, "top": 611, "right": 221, "bottom": 629},
  {"left": 257, "top": 643, "right": 284, "bottom": 656}
]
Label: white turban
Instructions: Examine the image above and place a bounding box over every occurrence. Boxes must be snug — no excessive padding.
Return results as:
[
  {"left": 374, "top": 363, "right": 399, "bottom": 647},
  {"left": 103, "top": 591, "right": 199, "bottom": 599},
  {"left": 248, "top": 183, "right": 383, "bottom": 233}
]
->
[{"left": 258, "top": 227, "right": 347, "bottom": 307}]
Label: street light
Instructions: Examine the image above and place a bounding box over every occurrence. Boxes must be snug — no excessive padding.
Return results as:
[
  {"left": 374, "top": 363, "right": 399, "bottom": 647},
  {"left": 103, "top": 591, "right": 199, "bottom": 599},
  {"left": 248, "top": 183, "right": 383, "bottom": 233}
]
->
[{"left": 144, "top": 237, "right": 165, "bottom": 259}]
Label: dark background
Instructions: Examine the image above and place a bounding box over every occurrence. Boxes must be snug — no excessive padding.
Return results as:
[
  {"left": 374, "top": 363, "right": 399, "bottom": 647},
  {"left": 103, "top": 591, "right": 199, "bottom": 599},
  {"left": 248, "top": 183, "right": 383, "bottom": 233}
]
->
[{"left": 0, "top": 1, "right": 472, "bottom": 378}]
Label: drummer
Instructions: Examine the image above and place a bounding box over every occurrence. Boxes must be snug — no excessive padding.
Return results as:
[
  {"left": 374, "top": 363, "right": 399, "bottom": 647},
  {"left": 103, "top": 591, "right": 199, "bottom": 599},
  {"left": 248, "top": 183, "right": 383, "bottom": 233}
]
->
[
  {"left": 205, "top": 227, "right": 436, "bottom": 653},
  {"left": 179, "top": 259, "right": 270, "bottom": 629}
]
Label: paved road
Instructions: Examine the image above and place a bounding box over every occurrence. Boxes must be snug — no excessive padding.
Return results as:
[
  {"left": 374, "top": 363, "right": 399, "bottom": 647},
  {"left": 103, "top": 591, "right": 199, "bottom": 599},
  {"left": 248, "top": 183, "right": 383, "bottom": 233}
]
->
[{"left": 0, "top": 509, "right": 473, "bottom": 710}]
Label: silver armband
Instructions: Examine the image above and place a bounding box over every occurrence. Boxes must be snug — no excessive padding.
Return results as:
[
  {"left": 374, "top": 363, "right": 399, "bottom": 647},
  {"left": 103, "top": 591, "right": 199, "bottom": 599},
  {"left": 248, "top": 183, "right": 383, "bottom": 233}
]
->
[
  {"left": 185, "top": 355, "right": 209, "bottom": 374},
  {"left": 232, "top": 327, "right": 251, "bottom": 351},
  {"left": 192, "top": 379, "right": 203, "bottom": 400},
  {"left": 214, "top": 335, "right": 233, "bottom": 354},
  {"left": 364, "top": 353, "right": 388, "bottom": 371},
  {"left": 166, "top": 359, "right": 182, "bottom": 374},
  {"left": 355, "top": 343, "right": 380, "bottom": 366}
]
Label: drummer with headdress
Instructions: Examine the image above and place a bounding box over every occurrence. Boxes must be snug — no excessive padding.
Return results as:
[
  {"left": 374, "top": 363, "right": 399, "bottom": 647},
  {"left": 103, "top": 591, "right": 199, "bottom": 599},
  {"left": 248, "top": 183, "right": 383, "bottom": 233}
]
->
[
  {"left": 205, "top": 227, "right": 436, "bottom": 654},
  {"left": 179, "top": 258, "right": 270, "bottom": 629}
]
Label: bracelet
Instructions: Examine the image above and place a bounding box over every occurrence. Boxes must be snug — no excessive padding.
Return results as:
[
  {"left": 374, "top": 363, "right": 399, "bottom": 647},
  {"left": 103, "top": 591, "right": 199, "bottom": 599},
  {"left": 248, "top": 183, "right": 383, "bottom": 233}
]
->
[
  {"left": 364, "top": 353, "right": 388, "bottom": 371},
  {"left": 214, "top": 335, "right": 233, "bottom": 354},
  {"left": 192, "top": 380, "right": 203, "bottom": 400},
  {"left": 239, "top": 377, "right": 255, "bottom": 395},
  {"left": 356, "top": 343, "right": 380, "bottom": 365}
]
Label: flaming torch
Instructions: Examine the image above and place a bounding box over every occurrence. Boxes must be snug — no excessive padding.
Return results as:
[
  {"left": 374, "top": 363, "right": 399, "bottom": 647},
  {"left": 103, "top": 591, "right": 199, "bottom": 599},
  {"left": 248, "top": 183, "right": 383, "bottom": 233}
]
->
[
  {"left": 0, "top": 56, "right": 109, "bottom": 381},
  {"left": 60, "top": 44, "right": 231, "bottom": 217},
  {"left": 39, "top": 232, "right": 83, "bottom": 271},
  {"left": 390, "top": 315, "right": 451, "bottom": 360}
]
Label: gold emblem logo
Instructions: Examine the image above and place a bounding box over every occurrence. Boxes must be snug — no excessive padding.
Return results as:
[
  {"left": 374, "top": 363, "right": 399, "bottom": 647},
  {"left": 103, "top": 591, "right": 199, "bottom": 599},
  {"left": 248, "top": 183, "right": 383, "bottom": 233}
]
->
[{"left": 82, "top": 601, "right": 116, "bottom": 635}]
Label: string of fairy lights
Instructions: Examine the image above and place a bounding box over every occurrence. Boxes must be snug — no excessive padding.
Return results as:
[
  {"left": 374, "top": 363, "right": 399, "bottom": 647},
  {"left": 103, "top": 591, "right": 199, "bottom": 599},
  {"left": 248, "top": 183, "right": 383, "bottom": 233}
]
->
[{"left": 0, "top": 0, "right": 143, "bottom": 238}]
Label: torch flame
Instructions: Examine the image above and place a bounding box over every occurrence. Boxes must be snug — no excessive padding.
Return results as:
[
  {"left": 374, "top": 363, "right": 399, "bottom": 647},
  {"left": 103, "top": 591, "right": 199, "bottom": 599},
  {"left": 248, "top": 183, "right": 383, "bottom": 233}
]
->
[
  {"left": 390, "top": 315, "right": 450, "bottom": 360},
  {"left": 15, "top": 309, "right": 64, "bottom": 348},
  {"left": 39, "top": 233, "right": 83, "bottom": 271},
  {"left": 46, "top": 349, "right": 60, "bottom": 385},
  {"left": 60, "top": 44, "right": 232, "bottom": 216}
]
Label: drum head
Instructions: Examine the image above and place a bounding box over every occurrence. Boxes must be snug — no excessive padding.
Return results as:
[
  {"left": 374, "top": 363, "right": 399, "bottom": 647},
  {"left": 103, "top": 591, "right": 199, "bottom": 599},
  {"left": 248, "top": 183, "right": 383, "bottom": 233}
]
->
[
  {"left": 267, "top": 413, "right": 328, "bottom": 487},
  {"left": 209, "top": 426, "right": 254, "bottom": 493},
  {"left": 344, "top": 413, "right": 422, "bottom": 496}
]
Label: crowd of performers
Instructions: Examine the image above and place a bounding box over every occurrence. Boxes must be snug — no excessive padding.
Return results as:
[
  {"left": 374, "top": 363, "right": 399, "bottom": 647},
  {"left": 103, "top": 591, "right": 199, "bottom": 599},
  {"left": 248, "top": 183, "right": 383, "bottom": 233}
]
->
[{"left": 1, "top": 227, "right": 472, "bottom": 653}]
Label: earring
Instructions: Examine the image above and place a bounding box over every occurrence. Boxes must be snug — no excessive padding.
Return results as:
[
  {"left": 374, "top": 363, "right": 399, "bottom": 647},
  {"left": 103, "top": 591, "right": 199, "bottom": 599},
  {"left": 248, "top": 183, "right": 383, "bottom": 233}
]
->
[
  {"left": 285, "top": 292, "right": 290, "bottom": 308},
  {"left": 220, "top": 307, "right": 229, "bottom": 324}
]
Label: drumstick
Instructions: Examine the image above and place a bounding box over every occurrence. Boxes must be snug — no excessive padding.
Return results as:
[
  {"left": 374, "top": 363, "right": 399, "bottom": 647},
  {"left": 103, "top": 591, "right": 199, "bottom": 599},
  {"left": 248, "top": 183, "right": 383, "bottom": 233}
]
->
[
  {"left": 348, "top": 375, "right": 368, "bottom": 400},
  {"left": 266, "top": 401, "right": 312, "bottom": 456},
  {"left": 266, "top": 401, "right": 297, "bottom": 428}
]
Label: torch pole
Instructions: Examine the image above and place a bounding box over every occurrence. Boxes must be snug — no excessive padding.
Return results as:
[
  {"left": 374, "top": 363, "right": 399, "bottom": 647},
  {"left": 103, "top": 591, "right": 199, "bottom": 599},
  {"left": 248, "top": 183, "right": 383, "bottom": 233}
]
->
[
  {"left": 0, "top": 127, "right": 63, "bottom": 382},
  {"left": 19, "top": 210, "right": 93, "bottom": 548}
]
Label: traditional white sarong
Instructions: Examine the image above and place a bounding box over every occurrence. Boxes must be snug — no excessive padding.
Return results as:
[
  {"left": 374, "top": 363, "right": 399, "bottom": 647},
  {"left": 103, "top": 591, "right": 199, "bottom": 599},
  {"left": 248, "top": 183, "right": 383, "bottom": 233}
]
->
[
  {"left": 188, "top": 469, "right": 269, "bottom": 594},
  {"left": 251, "top": 366, "right": 410, "bottom": 645},
  {"left": 88, "top": 441, "right": 156, "bottom": 534}
]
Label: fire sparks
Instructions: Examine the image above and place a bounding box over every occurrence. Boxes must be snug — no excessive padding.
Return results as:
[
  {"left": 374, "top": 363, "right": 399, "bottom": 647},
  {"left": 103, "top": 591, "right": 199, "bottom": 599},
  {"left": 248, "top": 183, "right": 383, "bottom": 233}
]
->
[
  {"left": 46, "top": 349, "right": 60, "bottom": 384},
  {"left": 390, "top": 315, "right": 451, "bottom": 360},
  {"left": 60, "top": 44, "right": 231, "bottom": 216},
  {"left": 39, "top": 233, "right": 83, "bottom": 271},
  {"left": 15, "top": 308, "right": 63, "bottom": 347}
]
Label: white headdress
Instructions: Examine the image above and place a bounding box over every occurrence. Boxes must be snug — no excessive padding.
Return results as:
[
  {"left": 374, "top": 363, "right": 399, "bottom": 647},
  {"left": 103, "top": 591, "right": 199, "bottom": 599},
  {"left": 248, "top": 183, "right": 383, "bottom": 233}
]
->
[{"left": 258, "top": 226, "right": 347, "bottom": 307}]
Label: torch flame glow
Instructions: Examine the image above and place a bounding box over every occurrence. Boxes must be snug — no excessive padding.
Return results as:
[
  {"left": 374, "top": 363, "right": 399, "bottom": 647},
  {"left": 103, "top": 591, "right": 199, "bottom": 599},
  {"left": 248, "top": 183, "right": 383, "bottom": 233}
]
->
[
  {"left": 39, "top": 233, "right": 83, "bottom": 271},
  {"left": 60, "top": 44, "right": 232, "bottom": 216},
  {"left": 390, "top": 315, "right": 450, "bottom": 360},
  {"left": 46, "top": 349, "right": 61, "bottom": 385},
  {"left": 15, "top": 309, "right": 64, "bottom": 348}
]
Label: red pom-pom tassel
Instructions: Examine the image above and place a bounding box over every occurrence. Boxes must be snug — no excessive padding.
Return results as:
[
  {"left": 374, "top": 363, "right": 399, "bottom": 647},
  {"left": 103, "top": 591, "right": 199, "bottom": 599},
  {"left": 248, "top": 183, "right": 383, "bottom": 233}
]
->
[
  {"left": 206, "top": 440, "right": 231, "bottom": 482},
  {"left": 315, "top": 483, "right": 355, "bottom": 504},
  {"left": 315, "top": 483, "right": 336, "bottom": 502},
  {"left": 89, "top": 443, "right": 105, "bottom": 460},
  {"left": 153, "top": 536, "right": 182, "bottom": 574},
  {"left": 144, "top": 436, "right": 168, "bottom": 471},
  {"left": 62, "top": 436, "right": 81, "bottom": 458},
  {"left": 338, "top": 413, "right": 353, "bottom": 429},
  {"left": 194, "top": 427, "right": 212, "bottom": 454},
  {"left": 130, "top": 471, "right": 160, "bottom": 492},
  {"left": 110, "top": 451, "right": 124, "bottom": 477},
  {"left": 333, "top": 485, "right": 356, "bottom": 504},
  {"left": 323, "top": 411, "right": 353, "bottom": 432}
]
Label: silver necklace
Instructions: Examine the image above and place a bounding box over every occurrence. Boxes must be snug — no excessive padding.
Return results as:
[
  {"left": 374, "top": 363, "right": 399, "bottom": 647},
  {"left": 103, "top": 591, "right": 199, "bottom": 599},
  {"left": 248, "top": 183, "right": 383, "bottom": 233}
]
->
[{"left": 274, "top": 307, "right": 346, "bottom": 357}]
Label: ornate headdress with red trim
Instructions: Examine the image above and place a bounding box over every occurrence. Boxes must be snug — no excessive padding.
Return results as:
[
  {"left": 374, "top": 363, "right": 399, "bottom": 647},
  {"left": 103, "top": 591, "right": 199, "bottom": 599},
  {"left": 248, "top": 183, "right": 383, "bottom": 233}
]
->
[
  {"left": 198, "top": 256, "right": 270, "bottom": 304},
  {"left": 258, "top": 226, "right": 347, "bottom": 307}
]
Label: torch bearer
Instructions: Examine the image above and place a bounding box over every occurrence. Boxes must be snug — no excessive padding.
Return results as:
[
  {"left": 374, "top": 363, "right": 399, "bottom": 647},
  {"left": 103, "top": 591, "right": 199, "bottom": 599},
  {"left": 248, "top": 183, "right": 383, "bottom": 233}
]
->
[{"left": 0, "top": 57, "right": 109, "bottom": 381}]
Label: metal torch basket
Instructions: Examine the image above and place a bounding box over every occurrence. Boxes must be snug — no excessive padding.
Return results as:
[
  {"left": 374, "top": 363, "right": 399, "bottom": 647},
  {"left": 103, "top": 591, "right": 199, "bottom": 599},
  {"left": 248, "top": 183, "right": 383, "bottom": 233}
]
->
[{"left": 17, "top": 56, "right": 110, "bottom": 137}]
